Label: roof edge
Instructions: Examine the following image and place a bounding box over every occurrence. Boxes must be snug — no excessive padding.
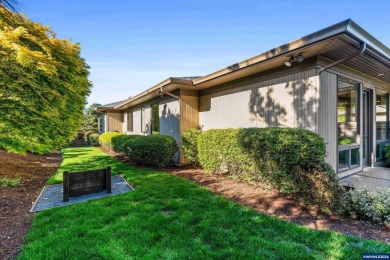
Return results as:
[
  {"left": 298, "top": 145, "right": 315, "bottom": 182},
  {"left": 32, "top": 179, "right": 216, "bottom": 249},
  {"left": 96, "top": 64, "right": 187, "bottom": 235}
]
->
[{"left": 114, "top": 77, "right": 194, "bottom": 109}]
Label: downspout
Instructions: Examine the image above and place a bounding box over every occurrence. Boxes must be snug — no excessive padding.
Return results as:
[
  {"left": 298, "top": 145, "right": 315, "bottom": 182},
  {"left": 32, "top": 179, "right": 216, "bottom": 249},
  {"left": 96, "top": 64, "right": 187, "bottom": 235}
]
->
[{"left": 317, "top": 42, "right": 367, "bottom": 75}]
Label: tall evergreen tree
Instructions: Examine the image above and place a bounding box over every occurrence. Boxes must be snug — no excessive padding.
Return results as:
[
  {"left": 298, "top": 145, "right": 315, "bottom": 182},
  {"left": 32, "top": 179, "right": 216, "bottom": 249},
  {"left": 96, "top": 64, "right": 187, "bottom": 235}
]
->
[{"left": 82, "top": 103, "right": 102, "bottom": 132}]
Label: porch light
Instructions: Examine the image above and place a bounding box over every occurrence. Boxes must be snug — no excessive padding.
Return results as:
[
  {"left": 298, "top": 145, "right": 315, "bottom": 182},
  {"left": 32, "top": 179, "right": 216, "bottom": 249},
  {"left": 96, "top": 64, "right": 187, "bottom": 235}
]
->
[{"left": 285, "top": 54, "right": 305, "bottom": 67}]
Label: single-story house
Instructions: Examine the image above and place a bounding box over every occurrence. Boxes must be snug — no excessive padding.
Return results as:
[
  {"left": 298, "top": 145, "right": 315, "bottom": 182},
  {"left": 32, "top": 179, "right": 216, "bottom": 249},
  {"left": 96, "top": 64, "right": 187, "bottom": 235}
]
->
[{"left": 95, "top": 19, "right": 390, "bottom": 178}]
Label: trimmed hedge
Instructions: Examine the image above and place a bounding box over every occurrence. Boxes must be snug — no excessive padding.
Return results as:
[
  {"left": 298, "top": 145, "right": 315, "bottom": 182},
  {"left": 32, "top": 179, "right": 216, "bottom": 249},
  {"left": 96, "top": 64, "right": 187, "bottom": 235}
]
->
[
  {"left": 111, "top": 135, "right": 141, "bottom": 153},
  {"left": 98, "top": 132, "right": 123, "bottom": 148},
  {"left": 181, "top": 129, "right": 201, "bottom": 165},
  {"left": 110, "top": 134, "right": 178, "bottom": 167},
  {"left": 197, "top": 128, "right": 342, "bottom": 210}
]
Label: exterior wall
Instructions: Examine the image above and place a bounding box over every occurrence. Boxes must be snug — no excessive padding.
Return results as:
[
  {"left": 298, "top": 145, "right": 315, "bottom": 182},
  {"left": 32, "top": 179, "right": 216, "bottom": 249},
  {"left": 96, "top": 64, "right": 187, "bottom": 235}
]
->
[
  {"left": 179, "top": 90, "right": 199, "bottom": 164},
  {"left": 159, "top": 97, "right": 181, "bottom": 163},
  {"left": 318, "top": 71, "right": 338, "bottom": 170},
  {"left": 106, "top": 112, "right": 123, "bottom": 133},
  {"left": 199, "top": 69, "right": 320, "bottom": 132},
  {"left": 128, "top": 106, "right": 151, "bottom": 135}
]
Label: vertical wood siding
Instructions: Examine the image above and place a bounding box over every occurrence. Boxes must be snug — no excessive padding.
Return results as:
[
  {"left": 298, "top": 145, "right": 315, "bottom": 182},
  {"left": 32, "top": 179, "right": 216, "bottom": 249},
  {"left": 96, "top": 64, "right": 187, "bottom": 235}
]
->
[
  {"left": 179, "top": 90, "right": 199, "bottom": 164},
  {"left": 318, "top": 71, "right": 338, "bottom": 170},
  {"left": 106, "top": 112, "right": 123, "bottom": 133}
]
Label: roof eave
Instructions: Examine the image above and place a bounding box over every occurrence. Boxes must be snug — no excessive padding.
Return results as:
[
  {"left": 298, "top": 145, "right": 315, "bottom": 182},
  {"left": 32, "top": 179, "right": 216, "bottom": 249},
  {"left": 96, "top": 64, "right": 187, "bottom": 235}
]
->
[{"left": 114, "top": 77, "right": 194, "bottom": 110}]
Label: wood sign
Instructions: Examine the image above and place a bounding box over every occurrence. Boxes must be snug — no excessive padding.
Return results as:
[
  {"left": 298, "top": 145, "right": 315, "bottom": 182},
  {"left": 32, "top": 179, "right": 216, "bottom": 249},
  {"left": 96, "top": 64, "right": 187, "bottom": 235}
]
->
[{"left": 63, "top": 167, "right": 112, "bottom": 202}]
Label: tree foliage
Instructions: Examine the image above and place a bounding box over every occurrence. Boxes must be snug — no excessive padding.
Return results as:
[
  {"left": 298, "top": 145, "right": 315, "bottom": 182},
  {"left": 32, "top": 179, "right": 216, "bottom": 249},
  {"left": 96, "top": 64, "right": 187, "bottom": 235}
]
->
[
  {"left": 0, "top": 7, "right": 92, "bottom": 154},
  {"left": 82, "top": 103, "right": 101, "bottom": 132}
]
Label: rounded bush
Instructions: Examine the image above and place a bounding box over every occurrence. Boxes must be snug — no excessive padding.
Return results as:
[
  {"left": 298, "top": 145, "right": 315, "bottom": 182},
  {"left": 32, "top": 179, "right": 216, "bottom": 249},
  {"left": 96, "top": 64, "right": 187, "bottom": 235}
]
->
[
  {"left": 111, "top": 135, "right": 141, "bottom": 153},
  {"left": 98, "top": 132, "right": 122, "bottom": 148},
  {"left": 124, "top": 135, "right": 178, "bottom": 167},
  {"left": 197, "top": 127, "right": 343, "bottom": 210}
]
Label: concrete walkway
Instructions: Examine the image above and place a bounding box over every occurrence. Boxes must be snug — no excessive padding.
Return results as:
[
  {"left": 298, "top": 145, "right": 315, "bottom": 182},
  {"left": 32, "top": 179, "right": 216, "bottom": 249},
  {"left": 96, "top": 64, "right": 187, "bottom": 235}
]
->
[{"left": 339, "top": 167, "right": 390, "bottom": 190}]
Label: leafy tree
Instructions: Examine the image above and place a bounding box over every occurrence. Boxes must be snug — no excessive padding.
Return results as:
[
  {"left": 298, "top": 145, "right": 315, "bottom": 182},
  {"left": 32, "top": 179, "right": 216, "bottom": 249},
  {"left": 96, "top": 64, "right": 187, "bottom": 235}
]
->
[
  {"left": 82, "top": 103, "right": 101, "bottom": 132},
  {"left": 0, "top": 7, "right": 92, "bottom": 154},
  {"left": 0, "top": 1, "right": 20, "bottom": 19}
]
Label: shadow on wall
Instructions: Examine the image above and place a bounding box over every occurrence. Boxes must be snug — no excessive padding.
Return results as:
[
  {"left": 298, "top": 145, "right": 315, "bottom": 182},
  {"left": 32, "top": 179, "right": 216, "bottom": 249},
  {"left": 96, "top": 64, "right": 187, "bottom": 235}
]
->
[
  {"left": 285, "top": 79, "right": 318, "bottom": 130},
  {"left": 248, "top": 78, "right": 318, "bottom": 130},
  {"left": 249, "top": 87, "right": 287, "bottom": 127},
  {"left": 160, "top": 103, "right": 180, "bottom": 162}
]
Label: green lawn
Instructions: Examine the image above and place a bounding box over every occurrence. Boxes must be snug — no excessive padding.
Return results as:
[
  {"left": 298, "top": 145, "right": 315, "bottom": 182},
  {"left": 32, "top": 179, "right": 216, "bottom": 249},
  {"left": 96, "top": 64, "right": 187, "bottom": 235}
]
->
[{"left": 20, "top": 147, "right": 389, "bottom": 259}]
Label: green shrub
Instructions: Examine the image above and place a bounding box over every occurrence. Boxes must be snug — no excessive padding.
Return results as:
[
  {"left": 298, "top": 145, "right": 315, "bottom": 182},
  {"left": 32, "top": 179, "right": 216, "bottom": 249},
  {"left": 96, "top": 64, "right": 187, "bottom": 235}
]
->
[
  {"left": 0, "top": 177, "right": 21, "bottom": 188},
  {"left": 88, "top": 133, "right": 100, "bottom": 146},
  {"left": 112, "top": 135, "right": 141, "bottom": 153},
  {"left": 124, "top": 135, "right": 178, "bottom": 167},
  {"left": 181, "top": 129, "right": 202, "bottom": 165},
  {"left": 341, "top": 188, "right": 390, "bottom": 224},
  {"left": 197, "top": 128, "right": 343, "bottom": 210},
  {"left": 98, "top": 132, "right": 123, "bottom": 148}
]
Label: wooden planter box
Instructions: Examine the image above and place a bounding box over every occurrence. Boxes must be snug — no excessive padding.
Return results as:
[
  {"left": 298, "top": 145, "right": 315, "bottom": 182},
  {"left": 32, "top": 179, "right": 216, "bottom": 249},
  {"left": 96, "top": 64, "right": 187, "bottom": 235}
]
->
[{"left": 63, "top": 167, "right": 112, "bottom": 202}]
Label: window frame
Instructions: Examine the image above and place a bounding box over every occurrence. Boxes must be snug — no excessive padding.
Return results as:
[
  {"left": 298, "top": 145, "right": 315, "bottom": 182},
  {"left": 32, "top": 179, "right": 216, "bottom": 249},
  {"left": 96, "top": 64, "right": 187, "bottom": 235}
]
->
[
  {"left": 337, "top": 78, "right": 361, "bottom": 172},
  {"left": 375, "top": 92, "right": 389, "bottom": 162}
]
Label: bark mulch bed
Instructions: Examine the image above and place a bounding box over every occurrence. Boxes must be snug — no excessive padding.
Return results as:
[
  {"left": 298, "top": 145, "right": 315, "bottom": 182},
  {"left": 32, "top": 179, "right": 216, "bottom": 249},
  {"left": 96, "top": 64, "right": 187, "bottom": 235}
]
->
[
  {"left": 0, "top": 149, "right": 61, "bottom": 260},
  {"left": 103, "top": 148, "right": 390, "bottom": 244}
]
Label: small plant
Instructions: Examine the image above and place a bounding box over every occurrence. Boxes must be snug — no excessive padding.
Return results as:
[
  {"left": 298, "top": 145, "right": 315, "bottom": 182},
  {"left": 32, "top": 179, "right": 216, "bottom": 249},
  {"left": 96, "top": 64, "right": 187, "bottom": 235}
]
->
[
  {"left": 341, "top": 187, "right": 390, "bottom": 224},
  {"left": 98, "top": 132, "right": 123, "bottom": 148},
  {"left": 86, "top": 132, "right": 100, "bottom": 146},
  {"left": 181, "top": 128, "right": 201, "bottom": 165},
  {"left": 0, "top": 177, "right": 21, "bottom": 189}
]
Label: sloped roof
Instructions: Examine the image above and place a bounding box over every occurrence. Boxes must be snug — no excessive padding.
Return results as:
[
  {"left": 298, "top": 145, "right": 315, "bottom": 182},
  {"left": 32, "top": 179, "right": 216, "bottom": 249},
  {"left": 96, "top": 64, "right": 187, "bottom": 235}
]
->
[{"left": 114, "top": 19, "right": 390, "bottom": 111}]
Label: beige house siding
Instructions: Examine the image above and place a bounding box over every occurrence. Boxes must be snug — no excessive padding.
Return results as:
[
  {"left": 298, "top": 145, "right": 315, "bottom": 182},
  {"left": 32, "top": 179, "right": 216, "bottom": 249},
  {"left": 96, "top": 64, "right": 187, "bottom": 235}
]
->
[
  {"left": 106, "top": 112, "right": 123, "bottom": 133},
  {"left": 199, "top": 69, "right": 320, "bottom": 132},
  {"left": 159, "top": 97, "right": 180, "bottom": 163},
  {"left": 179, "top": 89, "right": 199, "bottom": 164},
  {"left": 318, "top": 71, "right": 338, "bottom": 170}
]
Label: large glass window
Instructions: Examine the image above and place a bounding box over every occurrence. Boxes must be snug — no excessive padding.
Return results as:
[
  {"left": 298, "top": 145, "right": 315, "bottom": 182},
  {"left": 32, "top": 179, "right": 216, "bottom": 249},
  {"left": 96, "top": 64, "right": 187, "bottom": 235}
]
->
[
  {"left": 338, "top": 80, "right": 360, "bottom": 171},
  {"left": 376, "top": 93, "right": 389, "bottom": 162}
]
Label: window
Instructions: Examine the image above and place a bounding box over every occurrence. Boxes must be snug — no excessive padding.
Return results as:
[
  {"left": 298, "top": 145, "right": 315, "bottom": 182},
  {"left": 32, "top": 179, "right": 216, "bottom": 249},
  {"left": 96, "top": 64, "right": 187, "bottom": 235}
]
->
[
  {"left": 338, "top": 81, "right": 358, "bottom": 145},
  {"left": 99, "top": 114, "right": 105, "bottom": 133},
  {"left": 151, "top": 104, "right": 160, "bottom": 134},
  {"left": 141, "top": 108, "right": 146, "bottom": 133},
  {"left": 376, "top": 93, "right": 389, "bottom": 162},
  {"left": 127, "top": 111, "right": 133, "bottom": 132},
  {"left": 337, "top": 79, "right": 360, "bottom": 171}
]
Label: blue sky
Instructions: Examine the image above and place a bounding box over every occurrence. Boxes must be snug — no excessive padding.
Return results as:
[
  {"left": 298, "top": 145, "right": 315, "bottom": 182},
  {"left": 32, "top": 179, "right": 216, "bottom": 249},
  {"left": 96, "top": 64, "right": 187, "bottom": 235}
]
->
[{"left": 22, "top": 0, "right": 390, "bottom": 105}]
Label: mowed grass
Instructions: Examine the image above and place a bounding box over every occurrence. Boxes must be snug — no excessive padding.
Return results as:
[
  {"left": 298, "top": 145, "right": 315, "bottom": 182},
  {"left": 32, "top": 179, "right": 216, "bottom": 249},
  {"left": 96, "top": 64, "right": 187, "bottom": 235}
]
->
[{"left": 20, "top": 147, "right": 389, "bottom": 259}]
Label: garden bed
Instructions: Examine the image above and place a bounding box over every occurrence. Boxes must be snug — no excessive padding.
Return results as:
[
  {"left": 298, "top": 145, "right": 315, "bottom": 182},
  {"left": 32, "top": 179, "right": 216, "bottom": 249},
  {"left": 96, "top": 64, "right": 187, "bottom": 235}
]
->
[{"left": 0, "top": 149, "right": 61, "bottom": 260}]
